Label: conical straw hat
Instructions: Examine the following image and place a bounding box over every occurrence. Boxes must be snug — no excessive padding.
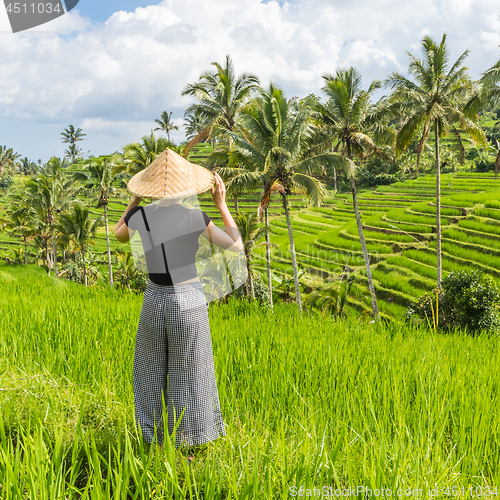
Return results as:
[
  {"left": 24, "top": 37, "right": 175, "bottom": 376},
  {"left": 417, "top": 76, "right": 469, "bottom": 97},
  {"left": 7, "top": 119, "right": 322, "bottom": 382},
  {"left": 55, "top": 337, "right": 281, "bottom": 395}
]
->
[{"left": 126, "top": 148, "right": 214, "bottom": 200}]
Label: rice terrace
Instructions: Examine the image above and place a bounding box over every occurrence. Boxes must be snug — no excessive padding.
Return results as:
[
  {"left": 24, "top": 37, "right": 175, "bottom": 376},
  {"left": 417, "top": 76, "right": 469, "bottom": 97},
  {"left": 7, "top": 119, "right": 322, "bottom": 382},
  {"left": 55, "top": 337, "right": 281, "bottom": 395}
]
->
[{"left": 1, "top": 35, "right": 500, "bottom": 499}]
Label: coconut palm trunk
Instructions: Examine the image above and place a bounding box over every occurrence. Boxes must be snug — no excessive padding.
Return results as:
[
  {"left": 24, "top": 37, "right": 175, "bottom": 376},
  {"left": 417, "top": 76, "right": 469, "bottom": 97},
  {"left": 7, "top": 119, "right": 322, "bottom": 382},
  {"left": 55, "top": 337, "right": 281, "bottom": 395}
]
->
[
  {"left": 23, "top": 235, "right": 28, "bottom": 265},
  {"left": 82, "top": 249, "right": 88, "bottom": 287},
  {"left": 435, "top": 121, "right": 442, "bottom": 288},
  {"left": 234, "top": 197, "right": 239, "bottom": 213},
  {"left": 349, "top": 173, "right": 380, "bottom": 321},
  {"left": 42, "top": 239, "right": 47, "bottom": 269},
  {"left": 50, "top": 222, "right": 58, "bottom": 278},
  {"left": 265, "top": 206, "right": 273, "bottom": 309},
  {"left": 452, "top": 127, "right": 466, "bottom": 165},
  {"left": 416, "top": 148, "right": 422, "bottom": 177},
  {"left": 416, "top": 134, "right": 426, "bottom": 177},
  {"left": 495, "top": 149, "right": 500, "bottom": 181},
  {"left": 281, "top": 192, "right": 302, "bottom": 313},
  {"left": 104, "top": 205, "right": 113, "bottom": 285},
  {"left": 245, "top": 248, "right": 255, "bottom": 301},
  {"left": 46, "top": 244, "right": 52, "bottom": 275}
]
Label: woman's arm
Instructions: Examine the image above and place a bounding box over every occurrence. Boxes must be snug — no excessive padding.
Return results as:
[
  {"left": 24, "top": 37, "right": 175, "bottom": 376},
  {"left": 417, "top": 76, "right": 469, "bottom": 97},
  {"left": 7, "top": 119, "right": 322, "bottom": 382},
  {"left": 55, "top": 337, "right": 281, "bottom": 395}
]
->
[
  {"left": 201, "top": 172, "right": 244, "bottom": 252},
  {"left": 114, "top": 195, "right": 142, "bottom": 243}
]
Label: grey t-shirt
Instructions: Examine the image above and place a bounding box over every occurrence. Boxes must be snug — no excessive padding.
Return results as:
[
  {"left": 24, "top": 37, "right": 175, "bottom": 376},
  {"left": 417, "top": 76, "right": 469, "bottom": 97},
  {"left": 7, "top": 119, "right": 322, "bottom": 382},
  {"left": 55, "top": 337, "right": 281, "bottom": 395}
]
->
[{"left": 124, "top": 203, "right": 212, "bottom": 286}]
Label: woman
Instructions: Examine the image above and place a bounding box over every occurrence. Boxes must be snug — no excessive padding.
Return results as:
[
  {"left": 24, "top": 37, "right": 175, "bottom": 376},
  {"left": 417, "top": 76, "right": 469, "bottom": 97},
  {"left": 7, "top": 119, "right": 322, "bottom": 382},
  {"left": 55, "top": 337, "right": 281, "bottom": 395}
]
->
[{"left": 114, "top": 149, "right": 243, "bottom": 450}]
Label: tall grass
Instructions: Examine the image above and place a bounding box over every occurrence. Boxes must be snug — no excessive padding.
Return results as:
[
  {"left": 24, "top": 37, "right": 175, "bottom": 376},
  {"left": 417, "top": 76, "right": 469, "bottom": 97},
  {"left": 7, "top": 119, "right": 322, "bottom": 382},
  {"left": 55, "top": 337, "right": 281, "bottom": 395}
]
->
[
  {"left": 485, "top": 201, "right": 500, "bottom": 210},
  {"left": 385, "top": 209, "right": 446, "bottom": 226},
  {"left": 474, "top": 207, "right": 500, "bottom": 221},
  {"left": 316, "top": 227, "right": 392, "bottom": 254},
  {"left": 443, "top": 228, "right": 500, "bottom": 251},
  {"left": 428, "top": 240, "right": 500, "bottom": 270},
  {"left": 384, "top": 255, "right": 437, "bottom": 280},
  {"left": 298, "top": 214, "right": 340, "bottom": 225},
  {"left": 2, "top": 263, "right": 500, "bottom": 498},
  {"left": 371, "top": 266, "right": 429, "bottom": 297},
  {"left": 352, "top": 229, "right": 415, "bottom": 243},
  {"left": 402, "top": 249, "right": 476, "bottom": 277},
  {"left": 365, "top": 219, "right": 434, "bottom": 234},
  {"left": 410, "top": 202, "right": 463, "bottom": 217},
  {"left": 458, "top": 217, "right": 500, "bottom": 236}
]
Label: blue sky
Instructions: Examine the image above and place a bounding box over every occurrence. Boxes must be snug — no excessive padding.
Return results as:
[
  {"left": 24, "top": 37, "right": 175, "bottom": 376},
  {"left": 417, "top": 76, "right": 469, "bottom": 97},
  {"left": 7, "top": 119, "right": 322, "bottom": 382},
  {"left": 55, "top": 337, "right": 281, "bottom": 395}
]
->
[
  {"left": 0, "top": 0, "right": 499, "bottom": 163},
  {"left": 75, "top": 0, "right": 162, "bottom": 23}
]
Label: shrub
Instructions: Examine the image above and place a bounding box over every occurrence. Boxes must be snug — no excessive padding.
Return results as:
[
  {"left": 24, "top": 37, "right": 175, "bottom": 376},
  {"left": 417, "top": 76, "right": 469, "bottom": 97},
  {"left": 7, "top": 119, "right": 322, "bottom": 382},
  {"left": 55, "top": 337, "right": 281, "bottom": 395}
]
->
[
  {"left": 406, "top": 288, "right": 446, "bottom": 327},
  {"left": 406, "top": 270, "right": 500, "bottom": 334},
  {"left": 131, "top": 271, "right": 148, "bottom": 293},
  {"left": 0, "top": 174, "right": 14, "bottom": 193},
  {"left": 60, "top": 260, "right": 82, "bottom": 284},
  {"left": 356, "top": 169, "right": 375, "bottom": 187},
  {"left": 466, "top": 148, "right": 480, "bottom": 161},
  {"left": 59, "top": 252, "right": 102, "bottom": 286},
  {"left": 233, "top": 270, "right": 271, "bottom": 308},
  {"left": 373, "top": 173, "right": 398, "bottom": 185},
  {"left": 475, "top": 158, "right": 495, "bottom": 172},
  {"left": 251, "top": 271, "right": 272, "bottom": 307}
]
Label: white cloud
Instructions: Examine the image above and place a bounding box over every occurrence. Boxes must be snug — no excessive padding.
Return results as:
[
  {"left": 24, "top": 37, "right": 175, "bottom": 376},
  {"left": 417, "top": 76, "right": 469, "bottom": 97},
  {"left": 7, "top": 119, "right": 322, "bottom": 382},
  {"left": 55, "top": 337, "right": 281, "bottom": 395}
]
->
[{"left": 0, "top": 0, "right": 499, "bottom": 161}]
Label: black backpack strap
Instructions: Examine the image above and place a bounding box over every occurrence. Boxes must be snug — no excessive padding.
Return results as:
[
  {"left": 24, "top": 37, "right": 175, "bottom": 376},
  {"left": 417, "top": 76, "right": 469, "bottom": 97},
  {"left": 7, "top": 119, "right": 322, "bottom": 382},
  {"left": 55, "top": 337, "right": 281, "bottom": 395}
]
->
[
  {"left": 140, "top": 207, "right": 155, "bottom": 249},
  {"left": 140, "top": 206, "right": 169, "bottom": 274}
]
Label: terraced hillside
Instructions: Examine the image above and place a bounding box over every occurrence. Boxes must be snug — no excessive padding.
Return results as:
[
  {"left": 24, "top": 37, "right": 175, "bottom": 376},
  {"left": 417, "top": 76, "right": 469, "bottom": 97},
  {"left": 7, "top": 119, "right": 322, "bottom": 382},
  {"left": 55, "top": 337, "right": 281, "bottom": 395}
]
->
[
  {"left": 1, "top": 162, "right": 500, "bottom": 321},
  {"left": 248, "top": 172, "right": 500, "bottom": 320}
]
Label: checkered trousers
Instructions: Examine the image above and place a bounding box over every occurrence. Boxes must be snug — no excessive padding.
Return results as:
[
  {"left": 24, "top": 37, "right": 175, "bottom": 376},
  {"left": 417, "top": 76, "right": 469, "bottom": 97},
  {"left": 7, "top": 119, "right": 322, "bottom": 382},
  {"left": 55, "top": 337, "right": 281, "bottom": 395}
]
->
[{"left": 133, "top": 279, "right": 226, "bottom": 448}]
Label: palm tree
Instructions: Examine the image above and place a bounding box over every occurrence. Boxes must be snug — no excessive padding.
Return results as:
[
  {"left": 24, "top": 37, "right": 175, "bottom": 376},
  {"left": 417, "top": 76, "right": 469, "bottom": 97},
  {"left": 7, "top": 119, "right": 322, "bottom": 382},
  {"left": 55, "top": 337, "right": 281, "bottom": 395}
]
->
[
  {"left": 61, "top": 125, "right": 86, "bottom": 164},
  {"left": 234, "top": 210, "right": 266, "bottom": 300},
  {"left": 113, "top": 131, "right": 169, "bottom": 178},
  {"left": 0, "top": 194, "right": 37, "bottom": 265},
  {"left": 2, "top": 247, "right": 24, "bottom": 265},
  {"left": 207, "top": 146, "right": 264, "bottom": 211},
  {"left": 24, "top": 169, "right": 75, "bottom": 278},
  {"left": 61, "top": 124, "right": 86, "bottom": 143},
  {"left": 64, "top": 143, "right": 83, "bottom": 164},
  {"left": 181, "top": 54, "right": 260, "bottom": 156},
  {"left": 258, "top": 179, "right": 287, "bottom": 309},
  {"left": 18, "top": 157, "right": 38, "bottom": 176},
  {"left": 72, "top": 156, "right": 124, "bottom": 286},
  {"left": 316, "top": 68, "right": 386, "bottom": 321},
  {"left": 481, "top": 56, "right": 500, "bottom": 102},
  {"left": 42, "top": 156, "right": 70, "bottom": 179},
  {"left": 28, "top": 209, "right": 52, "bottom": 270},
  {"left": 154, "top": 111, "right": 179, "bottom": 143},
  {"left": 0, "top": 146, "right": 20, "bottom": 175},
  {"left": 207, "top": 147, "right": 275, "bottom": 302},
  {"left": 184, "top": 108, "right": 210, "bottom": 142},
  {"left": 466, "top": 55, "right": 500, "bottom": 180},
  {"left": 224, "top": 84, "right": 330, "bottom": 313},
  {"left": 490, "top": 139, "right": 500, "bottom": 181},
  {"left": 306, "top": 273, "right": 356, "bottom": 318},
  {"left": 186, "top": 56, "right": 260, "bottom": 210},
  {"left": 58, "top": 204, "right": 102, "bottom": 286},
  {"left": 114, "top": 250, "right": 140, "bottom": 291},
  {"left": 385, "top": 33, "right": 485, "bottom": 288}
]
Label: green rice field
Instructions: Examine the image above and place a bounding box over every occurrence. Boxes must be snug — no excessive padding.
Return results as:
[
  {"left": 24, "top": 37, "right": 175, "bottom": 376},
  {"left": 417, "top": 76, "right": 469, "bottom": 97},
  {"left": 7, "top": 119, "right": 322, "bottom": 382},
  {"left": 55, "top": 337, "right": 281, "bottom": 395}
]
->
[{"left": 0, "top": 263, "right": 499, "bottom": 498}]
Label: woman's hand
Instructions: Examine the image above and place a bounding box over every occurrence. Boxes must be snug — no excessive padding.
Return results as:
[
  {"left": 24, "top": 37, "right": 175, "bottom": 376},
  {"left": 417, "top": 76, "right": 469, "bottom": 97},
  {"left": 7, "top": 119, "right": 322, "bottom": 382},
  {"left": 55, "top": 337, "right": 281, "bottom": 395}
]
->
[
  {"left": 211, "top": 172, "right": 226, "bottom": 207},
  {"left": 132, "top": 194, "right": 143, "bottom": 204}
]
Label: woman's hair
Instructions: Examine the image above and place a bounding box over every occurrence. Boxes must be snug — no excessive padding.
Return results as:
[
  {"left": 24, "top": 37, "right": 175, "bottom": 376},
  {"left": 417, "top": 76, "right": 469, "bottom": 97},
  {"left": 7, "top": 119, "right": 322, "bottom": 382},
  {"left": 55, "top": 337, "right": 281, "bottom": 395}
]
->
[{"left": 151, "top": 196, "right": 181, "bottom": 211}]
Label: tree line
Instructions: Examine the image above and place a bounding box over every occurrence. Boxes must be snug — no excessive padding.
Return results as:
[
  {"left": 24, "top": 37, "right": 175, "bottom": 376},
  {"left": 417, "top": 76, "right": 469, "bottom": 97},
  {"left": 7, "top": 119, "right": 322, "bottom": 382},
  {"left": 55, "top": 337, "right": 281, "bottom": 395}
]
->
[{"left": 1, "top": 33, "right": 499, "bottom": 319}]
